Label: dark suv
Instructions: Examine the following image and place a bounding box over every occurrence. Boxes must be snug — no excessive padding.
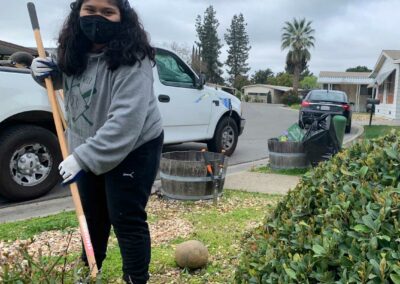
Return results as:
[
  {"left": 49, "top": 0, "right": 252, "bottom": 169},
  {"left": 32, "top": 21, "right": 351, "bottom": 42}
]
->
[{"left": 299, "top": 90, "right": 352, "bottom": 133}]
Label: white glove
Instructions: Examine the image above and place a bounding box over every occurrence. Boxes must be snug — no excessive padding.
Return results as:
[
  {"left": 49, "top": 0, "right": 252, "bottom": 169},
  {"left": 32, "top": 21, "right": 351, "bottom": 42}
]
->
[
  {"left": 30, "top": 57, "right": 58, "bottom": 80},
  {"left": 58, "top": 155, "right": 84, "bottom": 185}
]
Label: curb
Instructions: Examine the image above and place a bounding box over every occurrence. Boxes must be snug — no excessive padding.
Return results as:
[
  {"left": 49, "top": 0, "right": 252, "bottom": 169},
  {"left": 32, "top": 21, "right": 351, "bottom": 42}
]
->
[
  {"left": 343, "top": 123, "right": 364, "bottom": 147},
  {"left": 280, "top": 106, "right": 298, "bottom": 112}
]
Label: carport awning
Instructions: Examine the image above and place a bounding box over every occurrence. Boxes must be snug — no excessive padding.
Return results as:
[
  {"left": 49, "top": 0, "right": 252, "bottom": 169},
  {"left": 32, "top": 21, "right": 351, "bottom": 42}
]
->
[{"left": 374, "top": 68, "right": 396, "bottom": 85}]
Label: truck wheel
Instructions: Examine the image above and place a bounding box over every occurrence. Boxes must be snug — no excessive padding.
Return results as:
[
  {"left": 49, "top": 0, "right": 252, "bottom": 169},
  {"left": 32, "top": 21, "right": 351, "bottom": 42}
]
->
[
  {"left": 0, "top": 125, "right": 62, "bottom": 201},
  {"left": 207, "top": 117, "right": 238, "bottom": 156}
]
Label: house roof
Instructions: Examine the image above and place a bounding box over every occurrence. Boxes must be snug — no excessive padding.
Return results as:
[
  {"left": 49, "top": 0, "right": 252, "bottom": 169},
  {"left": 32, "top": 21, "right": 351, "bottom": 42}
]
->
[
  {"left": 370, "top": 50, "right": 400, "bottom": 78},
  {"left": 318, "top": 71, "right": 373, "bottom": 85},
  {"left": 383, "top": 50, "right": 400, "bottom": 60},
  {"left": 242, "top": 84, "right": 295, "bottom": 92},
  {"left": 0, "top": 40, "right": 38, "bottom": 57}
]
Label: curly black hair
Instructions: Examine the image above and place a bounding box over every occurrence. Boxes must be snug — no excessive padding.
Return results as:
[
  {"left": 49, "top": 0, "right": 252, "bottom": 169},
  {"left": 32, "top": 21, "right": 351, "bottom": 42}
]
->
[{"left": 57, "top": 0, "right": 155, "bottom": 76}]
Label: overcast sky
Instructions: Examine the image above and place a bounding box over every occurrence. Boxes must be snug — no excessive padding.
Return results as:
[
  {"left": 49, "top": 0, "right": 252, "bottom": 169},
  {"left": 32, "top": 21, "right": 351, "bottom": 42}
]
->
[{"left": 2, "top": 0, "right": 399, "bottom": 78}]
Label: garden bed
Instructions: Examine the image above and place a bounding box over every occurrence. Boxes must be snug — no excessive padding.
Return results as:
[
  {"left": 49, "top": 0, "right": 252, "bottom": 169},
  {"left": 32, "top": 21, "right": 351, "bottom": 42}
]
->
[{"left": 0, "top": 190, "right": 280, "bottom": 283}]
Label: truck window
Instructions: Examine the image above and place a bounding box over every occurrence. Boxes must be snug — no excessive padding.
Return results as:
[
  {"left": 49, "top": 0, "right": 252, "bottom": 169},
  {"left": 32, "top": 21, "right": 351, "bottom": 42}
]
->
[{"left": 155, "top": 50, "right": 195, "bottom": 88}]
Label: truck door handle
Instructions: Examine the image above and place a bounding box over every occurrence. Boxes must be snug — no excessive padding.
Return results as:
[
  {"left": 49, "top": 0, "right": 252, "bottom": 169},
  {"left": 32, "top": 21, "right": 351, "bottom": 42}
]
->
[
  {"left": 212, "top": 100, "right": 219, "bottom": 106},
  {"left": 158, "top": 94, "right": 170, "bottom": 103}
]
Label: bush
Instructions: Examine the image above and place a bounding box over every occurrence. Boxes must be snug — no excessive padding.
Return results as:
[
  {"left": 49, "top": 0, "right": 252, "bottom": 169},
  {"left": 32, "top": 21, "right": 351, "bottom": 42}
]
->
[
  {"left": 235, "top": 131, "right": 400, "bottom": 283},
  {"left": 281, "top": 91, "right": 301, "bottom": 106},
  {"left": 244, "top": 95, "right": 250, "bottom": 102}
]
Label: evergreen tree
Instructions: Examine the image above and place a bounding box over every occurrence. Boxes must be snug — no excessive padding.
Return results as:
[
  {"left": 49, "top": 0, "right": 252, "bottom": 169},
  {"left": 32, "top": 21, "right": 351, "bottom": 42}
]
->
[
  {"left": 225, "top": 13, "right": 251, "bottom": 89},
  {"left": 346, "top": 66, "right": 372, "bottom": 72},
  {"left": 267, "top": 72, "right": 293, "bottom": 87},
  {"left": 191, "top": 46, "right": 205, "bottom": 75},
  {"left": 285, "top": 59, "right": 314, "bottom": 81},
  {"left": 251, "top": 69, "right": 274, "bottom": 84},
  {"left": 195, "top": 6, "right": 223, "bottom": 84}
]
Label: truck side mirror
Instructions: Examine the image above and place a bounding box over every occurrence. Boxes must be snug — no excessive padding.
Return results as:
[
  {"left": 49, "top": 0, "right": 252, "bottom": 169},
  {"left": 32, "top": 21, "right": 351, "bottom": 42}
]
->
[{"left": 195, "top": 73, "right": 206, "bottom": 89}]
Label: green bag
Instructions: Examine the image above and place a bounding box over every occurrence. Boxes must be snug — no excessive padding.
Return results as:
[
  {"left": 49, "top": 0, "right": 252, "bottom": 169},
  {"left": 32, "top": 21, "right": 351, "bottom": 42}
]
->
[{"left": 287, "top": 123, "right": 305, "bottom": 142}]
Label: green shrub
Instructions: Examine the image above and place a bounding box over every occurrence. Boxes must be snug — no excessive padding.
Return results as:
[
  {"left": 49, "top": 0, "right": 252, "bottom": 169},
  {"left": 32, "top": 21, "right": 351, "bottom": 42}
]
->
[
  {"left": 281, "top": 90, "right": 301, "bottom": 106},
  {"left": 235, "top": 131, "right": 400, "bottom": 283}
]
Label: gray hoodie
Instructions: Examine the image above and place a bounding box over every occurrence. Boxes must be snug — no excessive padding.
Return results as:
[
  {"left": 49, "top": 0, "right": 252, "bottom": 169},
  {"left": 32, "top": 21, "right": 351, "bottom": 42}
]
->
[{"left": 47, "top": 53, "right": 163, "bottom": 175}]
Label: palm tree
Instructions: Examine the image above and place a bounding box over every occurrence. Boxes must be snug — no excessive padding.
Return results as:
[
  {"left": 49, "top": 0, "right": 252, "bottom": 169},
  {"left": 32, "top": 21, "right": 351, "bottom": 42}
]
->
[{"left": 281, "top": 18, "right": 315, "bottom": 94}]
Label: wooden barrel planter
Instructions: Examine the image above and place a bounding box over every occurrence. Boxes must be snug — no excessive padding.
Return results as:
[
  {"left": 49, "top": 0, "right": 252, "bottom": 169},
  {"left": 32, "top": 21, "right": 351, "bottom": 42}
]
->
[
  {"left": 160, "top": 151, "right": 228, "bottom": 200},
  {"left": 268, "top": 138, "right": 309, "bottom": 169}
]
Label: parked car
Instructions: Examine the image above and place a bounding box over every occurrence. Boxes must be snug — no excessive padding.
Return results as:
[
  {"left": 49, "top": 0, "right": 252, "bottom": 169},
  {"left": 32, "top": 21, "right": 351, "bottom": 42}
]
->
[
  {"left": 299, "top": 89, "right": 352, "bottom": 133},
  {"left": 0, "top": 48, "right": 245, "bottom": 201}
]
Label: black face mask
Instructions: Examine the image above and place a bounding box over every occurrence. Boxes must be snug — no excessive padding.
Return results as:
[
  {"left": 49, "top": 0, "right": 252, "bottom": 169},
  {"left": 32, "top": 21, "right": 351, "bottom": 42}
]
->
[{"left": 79, "top": 15, "right": 121, "bottom": 44}]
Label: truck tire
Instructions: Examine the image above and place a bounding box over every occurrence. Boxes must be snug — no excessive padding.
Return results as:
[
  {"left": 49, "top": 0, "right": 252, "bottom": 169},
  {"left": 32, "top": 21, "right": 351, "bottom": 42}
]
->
[
  {"left": 207, "top": 117, "right": 238, "bottom": 156},
  {"left": 0, "top": 125, "right": 62, "bottom": 201}
]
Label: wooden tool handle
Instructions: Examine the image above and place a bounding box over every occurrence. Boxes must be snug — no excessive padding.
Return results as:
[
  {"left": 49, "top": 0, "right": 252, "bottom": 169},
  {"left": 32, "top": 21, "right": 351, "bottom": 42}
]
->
[{"left": 27, "top": 2, "right": 98, "bottom": 278}]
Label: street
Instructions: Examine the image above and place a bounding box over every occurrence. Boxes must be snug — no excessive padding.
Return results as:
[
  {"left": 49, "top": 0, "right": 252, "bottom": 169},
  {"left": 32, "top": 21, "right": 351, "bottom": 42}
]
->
[
  {"left": 162, "top": 103, "right": 299, "bottom": 165},
  {"left": 0, "top": 103, "right": 352, "bottom": 210}
]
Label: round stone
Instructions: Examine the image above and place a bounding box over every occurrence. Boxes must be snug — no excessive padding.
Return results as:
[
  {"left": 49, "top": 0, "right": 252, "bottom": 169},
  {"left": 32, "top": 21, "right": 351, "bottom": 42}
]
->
[{"left": 175, "top": 240, "right": 208, "bottom": 269}]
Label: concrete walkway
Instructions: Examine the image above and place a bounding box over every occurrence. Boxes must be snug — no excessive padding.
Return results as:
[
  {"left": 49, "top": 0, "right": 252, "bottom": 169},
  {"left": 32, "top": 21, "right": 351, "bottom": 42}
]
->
[{"left": 224, "top": 172, "right": 299, "bottom": 195}]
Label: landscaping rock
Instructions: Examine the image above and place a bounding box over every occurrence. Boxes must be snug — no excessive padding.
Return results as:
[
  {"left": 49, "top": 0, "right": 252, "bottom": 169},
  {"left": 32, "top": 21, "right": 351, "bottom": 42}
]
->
[{"left": 175, "top": 240, "right": 208, "bottom": 269}]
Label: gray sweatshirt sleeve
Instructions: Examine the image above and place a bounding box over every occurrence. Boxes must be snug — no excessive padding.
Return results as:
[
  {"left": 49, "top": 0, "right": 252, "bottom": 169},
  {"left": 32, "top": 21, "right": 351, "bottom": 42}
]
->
[{"left": 72, "top": 62, "right": 153, "bottom": 175}]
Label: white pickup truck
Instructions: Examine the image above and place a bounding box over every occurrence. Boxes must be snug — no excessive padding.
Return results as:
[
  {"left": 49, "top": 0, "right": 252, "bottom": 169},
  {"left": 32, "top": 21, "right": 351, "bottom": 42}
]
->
[{"left": 0, "top": 48, "right": 245, "bottom": 201}]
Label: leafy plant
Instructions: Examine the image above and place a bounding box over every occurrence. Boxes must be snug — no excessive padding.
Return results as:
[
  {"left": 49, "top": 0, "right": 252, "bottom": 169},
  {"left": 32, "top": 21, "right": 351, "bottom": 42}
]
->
[
  {"left": 235, "top": 130, "right": 400, "bottom": 283},
  {"left": 281, "top": 90, "right": 301, "bottom": 106}
]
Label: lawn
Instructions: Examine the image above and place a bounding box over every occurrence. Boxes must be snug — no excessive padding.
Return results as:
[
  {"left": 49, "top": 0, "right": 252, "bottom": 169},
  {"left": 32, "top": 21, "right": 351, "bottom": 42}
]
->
[
  {"left": 252, "top": 164, "right": 309, "bottom": 176},
  {"left": 363, "top": 125, "right": 400, "bottom": 139},
  {"left": 0, "top": 190, "right": 280, "bottom": 283},
  {"left": 290, "top": 103, "right": 301, "bottom": 110}
]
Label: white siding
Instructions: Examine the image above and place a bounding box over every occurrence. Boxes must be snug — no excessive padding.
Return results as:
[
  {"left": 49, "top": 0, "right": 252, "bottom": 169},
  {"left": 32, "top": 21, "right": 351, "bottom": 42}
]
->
[
  {"left": 375, "top": 58, "right": 399, "bottom": 119},
  {"left": 395, "top": 65, "right": 400, "bottom": 119},
  {"left": 244, "top": 86, "right": 278, "bottom": 103},
  {"left": 244, "top": 86, "right": 273, "bottom": 94}
]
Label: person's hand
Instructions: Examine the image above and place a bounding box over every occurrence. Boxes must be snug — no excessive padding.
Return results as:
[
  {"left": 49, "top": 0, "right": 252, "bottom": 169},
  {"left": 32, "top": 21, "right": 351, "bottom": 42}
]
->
[
  {"left": 58, "top": 155, "right": 84, "bottom": 185},
  {"left": 30, "top": 57, "right": 58, "bottom": 80}
]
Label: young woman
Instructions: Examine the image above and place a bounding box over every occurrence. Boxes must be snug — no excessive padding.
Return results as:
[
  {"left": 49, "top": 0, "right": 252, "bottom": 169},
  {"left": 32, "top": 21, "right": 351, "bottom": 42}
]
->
[{"left": 31, "top": 0, "right": 163, "bottom": 283}]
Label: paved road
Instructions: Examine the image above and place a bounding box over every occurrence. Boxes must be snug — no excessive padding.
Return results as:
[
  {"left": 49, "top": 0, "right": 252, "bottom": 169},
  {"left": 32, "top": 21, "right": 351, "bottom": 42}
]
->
[
  {"left": 0, "top": 103, "right": 356, "bottom": 210},
  {"left": 163, "top": 103, "right": 299, "bottom": 165}
]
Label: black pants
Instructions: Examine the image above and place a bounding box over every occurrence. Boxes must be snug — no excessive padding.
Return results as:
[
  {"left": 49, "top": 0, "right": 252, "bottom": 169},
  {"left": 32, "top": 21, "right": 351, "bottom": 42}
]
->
[{"left": 77, "top": 132, "right": 163, "bottom": 284}]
